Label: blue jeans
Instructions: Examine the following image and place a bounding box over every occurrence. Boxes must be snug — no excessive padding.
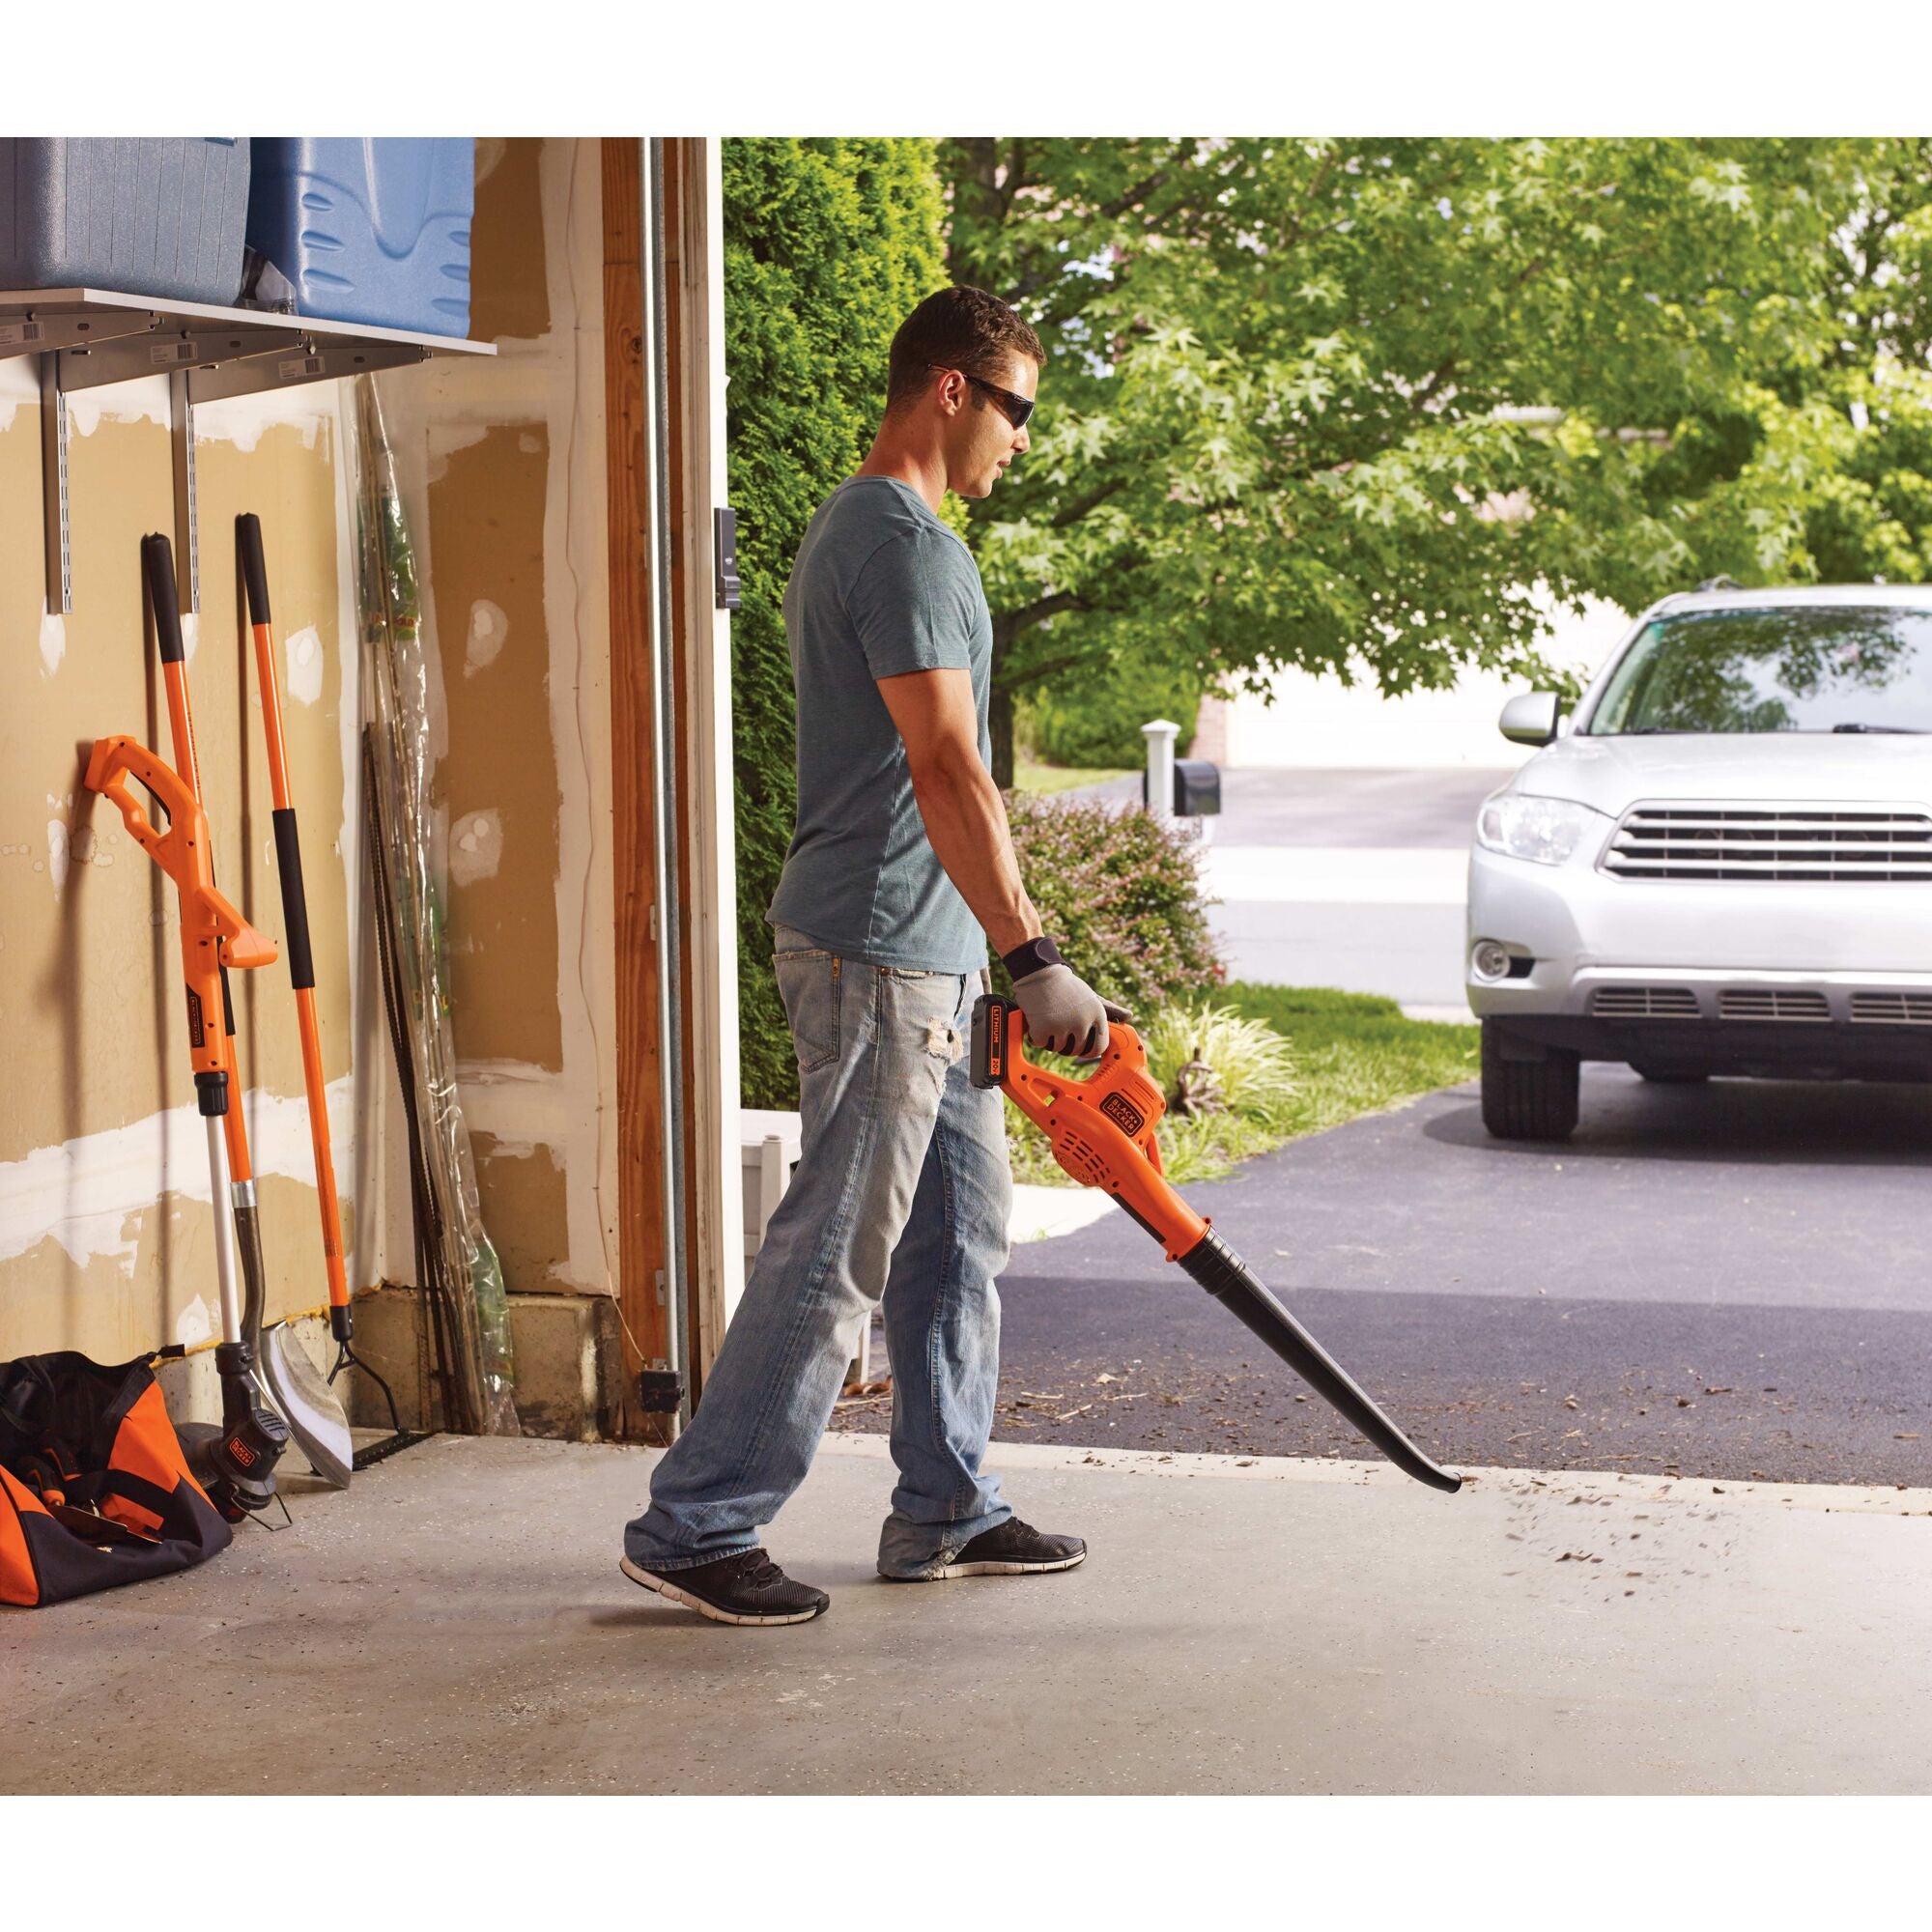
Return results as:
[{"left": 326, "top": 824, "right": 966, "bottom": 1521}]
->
[{"left": 624, "top": 925, "right": 1014, "bottom": 1579}]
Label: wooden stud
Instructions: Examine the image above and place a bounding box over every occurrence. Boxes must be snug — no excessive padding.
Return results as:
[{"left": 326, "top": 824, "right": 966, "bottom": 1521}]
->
[{"left": 602, "top": 137, "right": 674, "bottom": 1445}]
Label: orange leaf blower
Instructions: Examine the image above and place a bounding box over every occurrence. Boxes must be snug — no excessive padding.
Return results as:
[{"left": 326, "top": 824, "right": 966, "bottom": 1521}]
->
[{"left": 971, "top": 993, "right": 1462, "bottom": 1493}]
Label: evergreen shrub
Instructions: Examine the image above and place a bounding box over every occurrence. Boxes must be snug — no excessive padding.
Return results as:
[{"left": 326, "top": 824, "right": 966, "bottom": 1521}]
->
[{"left": 724, "top": 138, "right": 952, "bottom": 1107}]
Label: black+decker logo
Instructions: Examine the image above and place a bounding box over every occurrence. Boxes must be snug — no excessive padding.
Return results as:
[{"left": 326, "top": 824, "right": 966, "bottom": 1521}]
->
[
  {"left": 1099, "top": 1092, "right": 1146, "bottom": 1138},
  {"left": 185, "top": 989, "right": 206, "bottom": 1048}
]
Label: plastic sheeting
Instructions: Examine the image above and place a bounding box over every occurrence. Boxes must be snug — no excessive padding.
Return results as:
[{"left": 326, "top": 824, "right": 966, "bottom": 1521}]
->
[{"left": 354, "top": 378, "right": 518, "bottom": 1436}]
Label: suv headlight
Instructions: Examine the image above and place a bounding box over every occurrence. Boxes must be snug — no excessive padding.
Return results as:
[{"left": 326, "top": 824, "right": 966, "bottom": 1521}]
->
[{"left": 1476, "top": 792, "right": 1609, "bottom": 867}]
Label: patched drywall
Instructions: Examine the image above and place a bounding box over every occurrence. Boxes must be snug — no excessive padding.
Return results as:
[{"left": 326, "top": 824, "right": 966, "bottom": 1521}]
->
[
  {"left": 427, "top": 422, "right": 565, "bottom": 1074},
  {"left": 2, "top": 136, "right": 619, "bottom": 1377},
  {"left": 0, "top": 353, "right": 360, "bottom": 1363},
  {"left": 470, "top": 138, "right": 553, "bottom": 345},
  {"left": 468, "top": 1131, "right": 570, "bottom": 1292},
  {"left": 369, "top": 138, "right": 618, "bottom": 1303}
]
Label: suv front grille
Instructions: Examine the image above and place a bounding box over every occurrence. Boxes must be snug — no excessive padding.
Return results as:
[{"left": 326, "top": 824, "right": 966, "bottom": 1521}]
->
[
  {"left": 1602, "top": 805, "right": 1932, "bottom": 881},
  {"left": 1851, "top": 991, "right": 1932, "bottom": 1026},
  {"left": 1719, "top": 988, "right": 1832, "bottom": 1023},
  {"left": 1590, "top": 986, "right": 1700, "bottom": 1019}
]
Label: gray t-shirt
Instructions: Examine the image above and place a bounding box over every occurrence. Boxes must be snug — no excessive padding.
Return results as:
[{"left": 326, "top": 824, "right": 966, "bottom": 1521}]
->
[{"left": 767, "top": 475, "right": 992, "bottom": 972}]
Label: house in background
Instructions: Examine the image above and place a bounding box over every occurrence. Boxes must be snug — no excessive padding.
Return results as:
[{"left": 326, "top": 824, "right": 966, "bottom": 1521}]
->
[{"left": 1194, "top": 591, "right": 1621, "bottom": 770}]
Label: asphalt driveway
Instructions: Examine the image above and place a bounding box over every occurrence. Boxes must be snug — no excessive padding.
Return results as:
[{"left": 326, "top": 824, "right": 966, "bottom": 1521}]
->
[{"left": 837, "top": 1066, "right": 1932, "bottom": 1487}]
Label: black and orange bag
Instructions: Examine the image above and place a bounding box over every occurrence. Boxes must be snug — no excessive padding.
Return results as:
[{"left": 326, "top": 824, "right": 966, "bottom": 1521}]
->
[{"left": 0, "top": 1351, "right": 232, "bottom": 1608}]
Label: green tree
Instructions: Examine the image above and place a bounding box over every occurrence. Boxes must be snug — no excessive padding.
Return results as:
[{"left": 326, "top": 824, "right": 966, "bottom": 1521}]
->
[
  {"left": 941, "top": 138, "right": 1864, "bottom": 781},
  {"left": 1793, "top": 139, "right": 1932, "bottom": 582},
  {"left": 724, "top": 138, "right": 952, "bottom": 1108}
]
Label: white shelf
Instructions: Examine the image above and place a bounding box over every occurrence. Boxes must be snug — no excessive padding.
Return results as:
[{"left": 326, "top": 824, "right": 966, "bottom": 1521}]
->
[{"left": 0, "top": 287, "right": 496, "bottom": 614}]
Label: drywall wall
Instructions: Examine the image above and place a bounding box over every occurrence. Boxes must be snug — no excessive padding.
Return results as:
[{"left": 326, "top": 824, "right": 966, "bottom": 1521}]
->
[
  {"left": 0, "top": 356, "right": 363, "bottom": 1361},
  {"left": 370, "top": 137, "right": 618, "bottom": 1303},
  {"left": 1, "top": 136, "right": 621, "bottom": 1382}
]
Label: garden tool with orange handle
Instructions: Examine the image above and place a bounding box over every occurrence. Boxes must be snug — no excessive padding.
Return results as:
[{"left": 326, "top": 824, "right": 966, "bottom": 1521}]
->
[
  {"left": 238, "top": 514, "right": 349, "bottom": 1333},
  {"left": 141, "top": 532, "right": 352, "bottom": 1491},
  {"left": 83, "top": 733, "right": 290, "bottom": 1518},
  {"left": 970, "top": 993, "right": 1463, "bottom": 1492},
  {"left": 237, "top": 512, "right": 396, "bottom": 1471}
]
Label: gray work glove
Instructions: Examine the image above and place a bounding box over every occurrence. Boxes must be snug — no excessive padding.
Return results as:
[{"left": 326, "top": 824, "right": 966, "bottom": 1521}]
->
[{"left": 1011, "top": 963, "right": 1132, "bottom": 1061}]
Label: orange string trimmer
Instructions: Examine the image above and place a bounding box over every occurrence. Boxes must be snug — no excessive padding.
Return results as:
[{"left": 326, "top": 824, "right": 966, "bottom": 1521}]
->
[{"left": 142, "top": 535, "right": 256, "bottom": 1193}]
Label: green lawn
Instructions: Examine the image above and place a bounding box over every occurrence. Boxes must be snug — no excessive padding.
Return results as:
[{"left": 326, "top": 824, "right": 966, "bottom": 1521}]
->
[
  {"left": 1012, "top": 760, "right": 1135, "bottom": 795},
  {"left": 1217, "top": 982, "right": 1478, "bottom": 1144}
]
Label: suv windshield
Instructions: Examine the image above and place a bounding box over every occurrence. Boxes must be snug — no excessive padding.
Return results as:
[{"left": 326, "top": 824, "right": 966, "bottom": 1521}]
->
[{"left": 1585, "top": 606, "right": 1932, "bottom": 734}]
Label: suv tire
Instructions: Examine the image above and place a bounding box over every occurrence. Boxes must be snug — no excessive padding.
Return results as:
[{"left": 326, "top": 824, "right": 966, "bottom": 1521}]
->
[{"left": 1481, "top": 1019, "right": 1580, "bottom": 1140}]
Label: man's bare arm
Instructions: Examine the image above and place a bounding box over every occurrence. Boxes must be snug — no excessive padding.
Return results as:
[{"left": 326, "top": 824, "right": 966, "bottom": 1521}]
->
[{"left": 876, "top": 666, "right": 1038, "bottom": 956}]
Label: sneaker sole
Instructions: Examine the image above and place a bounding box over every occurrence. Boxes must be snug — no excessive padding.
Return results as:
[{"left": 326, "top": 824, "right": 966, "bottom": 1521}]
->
[
  {"left": 891, "top": 1548, "right": 1087, "bottom": 1581},
  {"left": 619, "top": 1556, "right": 828, "bottom": 1626}
]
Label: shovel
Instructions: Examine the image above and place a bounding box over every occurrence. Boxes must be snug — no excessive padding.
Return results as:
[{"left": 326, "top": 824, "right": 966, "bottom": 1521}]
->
[
  {"left": 259, "top": 1321, "right": 352, "bottom": 1487},
  {"left": 237, "top": 516, "right": 358, "bottom": 1484}
]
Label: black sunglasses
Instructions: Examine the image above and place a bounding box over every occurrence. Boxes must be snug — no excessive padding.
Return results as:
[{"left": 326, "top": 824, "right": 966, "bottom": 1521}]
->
[{"left": 930, "top": 364, "right": 1035, "bottom": 432}]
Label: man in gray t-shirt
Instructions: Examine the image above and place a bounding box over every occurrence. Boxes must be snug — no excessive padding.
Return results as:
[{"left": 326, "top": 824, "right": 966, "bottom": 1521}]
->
[
  {"left": 624, "top": 287, "right": 1125, "bottom": 1627},
  {"left": 768, "top": 472, "right": 993, "bottom": 970}
]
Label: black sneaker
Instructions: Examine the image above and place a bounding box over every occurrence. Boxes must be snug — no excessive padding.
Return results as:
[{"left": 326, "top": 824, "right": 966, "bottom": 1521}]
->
[
  {"left": 621, "top": 1548, "right": 829, "bottom": 1626},
  {"left": 893, "top": 1517, "right": 1087, "bottom": 1581}
]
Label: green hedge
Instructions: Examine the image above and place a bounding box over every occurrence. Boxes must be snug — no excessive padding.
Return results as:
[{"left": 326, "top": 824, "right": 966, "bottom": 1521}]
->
[
  {"left": 724, "top": 139, "right": 952, "bottom": 1108},
  {"left": 1000, "top": 795, "right": 1222, "bottom": 1016},
  {"left": 1028, "top": 651, "right": 1206, "bottom": 769}
]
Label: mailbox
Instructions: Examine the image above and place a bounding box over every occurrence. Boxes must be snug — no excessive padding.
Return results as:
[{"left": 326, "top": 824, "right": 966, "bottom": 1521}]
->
[{"left": 1145, "top": 757, "right": 1222, "bottom": 816}]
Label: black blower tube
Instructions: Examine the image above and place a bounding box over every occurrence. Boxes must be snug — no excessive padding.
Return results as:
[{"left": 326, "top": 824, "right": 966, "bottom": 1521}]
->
[{"left": 1179, "top": 1229, "right": 1463, "bottom": 1493}]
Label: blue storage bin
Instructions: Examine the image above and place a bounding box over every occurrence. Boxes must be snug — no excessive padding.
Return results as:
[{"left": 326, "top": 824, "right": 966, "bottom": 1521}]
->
[
  {"left": 0, "top": 139, "right": 251, "bottom": 305},
  {"left": 245, "top": 139, "right": 474, "bottom": 337}
]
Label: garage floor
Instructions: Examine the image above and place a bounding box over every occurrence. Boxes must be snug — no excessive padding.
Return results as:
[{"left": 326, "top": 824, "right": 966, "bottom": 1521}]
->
[{"left": 7, "top": 1434, "right": 1928, "bottom": 1795}]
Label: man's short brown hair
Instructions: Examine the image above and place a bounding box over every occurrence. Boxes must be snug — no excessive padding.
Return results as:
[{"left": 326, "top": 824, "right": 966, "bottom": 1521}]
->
[{"left": 885, "top": 286, "right": 1044, "bottom": 415}]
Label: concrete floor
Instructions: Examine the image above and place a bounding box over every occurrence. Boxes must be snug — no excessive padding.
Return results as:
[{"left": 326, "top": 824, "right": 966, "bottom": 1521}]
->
[{"left": 7, "top": 1434, "right": 1929, "bottom": 1795}]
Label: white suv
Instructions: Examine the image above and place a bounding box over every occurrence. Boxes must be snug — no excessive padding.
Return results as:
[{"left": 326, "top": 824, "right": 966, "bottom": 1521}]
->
[{"left": 1466, "top": 585, "right": 1932, "bottom": 1139}]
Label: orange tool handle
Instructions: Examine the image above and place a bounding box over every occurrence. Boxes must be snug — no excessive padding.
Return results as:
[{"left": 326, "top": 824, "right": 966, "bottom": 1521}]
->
[
  {"left": 239, "top": 513, "right": 349, "bottom": 1318},
  {"left": 141, "top": 535, "right": 204, "bottom": 797}
]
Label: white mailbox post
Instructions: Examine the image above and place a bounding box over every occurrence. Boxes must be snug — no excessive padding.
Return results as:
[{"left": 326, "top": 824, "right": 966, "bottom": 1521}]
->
[{"left": 1142, "top": 717, "right": 1180, "bottom": 822}]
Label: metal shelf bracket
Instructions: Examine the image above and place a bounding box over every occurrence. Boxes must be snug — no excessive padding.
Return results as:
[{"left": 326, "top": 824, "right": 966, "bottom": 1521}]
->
[
  {"left": 1, "top": 307, "right": 162, "bottom": 614},
  {"left": 0, "top": 287, "right": 494, "bottom": 618}
]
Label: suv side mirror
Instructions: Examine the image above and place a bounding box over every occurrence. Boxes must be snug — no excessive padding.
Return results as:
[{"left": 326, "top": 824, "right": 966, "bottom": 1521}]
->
[{"left": 1498, "top": 691, "right": 1562, "bottom": 747}]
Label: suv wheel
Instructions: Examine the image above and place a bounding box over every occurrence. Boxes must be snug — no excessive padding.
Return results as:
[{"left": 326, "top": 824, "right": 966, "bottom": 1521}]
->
[{"left": 1480, "top": 1019, "right": 1580, "bottom": 1140}]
